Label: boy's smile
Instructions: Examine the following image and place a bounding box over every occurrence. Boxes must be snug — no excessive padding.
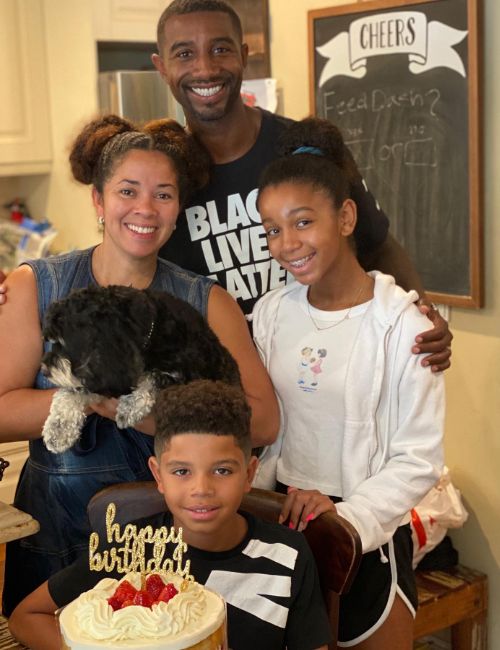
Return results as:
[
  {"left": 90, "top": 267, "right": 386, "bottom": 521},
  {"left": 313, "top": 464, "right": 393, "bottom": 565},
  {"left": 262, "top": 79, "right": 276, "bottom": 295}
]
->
[{"left": 149, "top": 434, "right": 257, "bottom": 552}]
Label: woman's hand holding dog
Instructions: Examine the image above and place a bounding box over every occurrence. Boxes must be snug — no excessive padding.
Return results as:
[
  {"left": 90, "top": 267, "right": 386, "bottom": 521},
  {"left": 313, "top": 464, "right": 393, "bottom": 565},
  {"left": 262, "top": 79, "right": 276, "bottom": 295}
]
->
[
  {"left": 86, "top": 397, "right": 118, "bottom": 421},
  {"left": 88, "top": 398, "right": 156, "bottom": 435},
  {"left": 278, "top": 486, "right": 336, "bottom": 532}
]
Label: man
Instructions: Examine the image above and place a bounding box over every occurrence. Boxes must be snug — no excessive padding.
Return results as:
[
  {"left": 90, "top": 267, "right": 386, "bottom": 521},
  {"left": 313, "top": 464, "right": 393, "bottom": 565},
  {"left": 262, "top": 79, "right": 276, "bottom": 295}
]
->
[
  {"left": 151, "top": 0, "right": 452, "bottom": 370},
  {"left": 0, "top": 0, "right": 452, "bottom": 370}
]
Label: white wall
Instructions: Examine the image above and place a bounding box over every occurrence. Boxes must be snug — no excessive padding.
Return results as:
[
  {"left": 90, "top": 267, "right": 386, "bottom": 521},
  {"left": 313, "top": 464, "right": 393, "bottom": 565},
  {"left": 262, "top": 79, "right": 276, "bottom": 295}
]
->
[
  {"left": 42, "top": 0, "right": 101, "bottom": 252},
  {"left": 269, "top": 0, "right": 500, "bottom": 644}
]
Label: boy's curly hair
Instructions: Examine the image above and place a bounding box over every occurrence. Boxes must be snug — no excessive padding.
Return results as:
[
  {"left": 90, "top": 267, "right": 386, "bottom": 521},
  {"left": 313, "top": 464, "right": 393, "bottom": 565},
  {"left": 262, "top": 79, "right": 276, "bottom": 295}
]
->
[{"left": 153, "top": 380, "right": 252, "bottom": 458}]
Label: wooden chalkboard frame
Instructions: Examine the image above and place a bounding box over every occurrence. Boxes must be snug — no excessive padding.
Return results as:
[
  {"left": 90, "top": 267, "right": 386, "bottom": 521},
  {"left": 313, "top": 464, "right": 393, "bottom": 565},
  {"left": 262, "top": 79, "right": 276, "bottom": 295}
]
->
[{"left": 308, "top": 0, "right": 482, "bottom": 308}]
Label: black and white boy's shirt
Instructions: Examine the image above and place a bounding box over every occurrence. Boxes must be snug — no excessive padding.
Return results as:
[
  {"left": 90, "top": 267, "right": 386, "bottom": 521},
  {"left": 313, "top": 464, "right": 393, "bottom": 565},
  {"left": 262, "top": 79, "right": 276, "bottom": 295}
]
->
[{"left": 49, "top": 511, "right": 332, "bottom": 650}]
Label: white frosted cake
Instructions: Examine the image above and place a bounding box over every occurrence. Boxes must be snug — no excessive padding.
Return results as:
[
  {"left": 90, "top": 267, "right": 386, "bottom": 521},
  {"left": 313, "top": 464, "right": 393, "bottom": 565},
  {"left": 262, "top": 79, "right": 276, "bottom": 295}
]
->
[{"left": 58, "top": 571, "right": 226, "bottom": 650}]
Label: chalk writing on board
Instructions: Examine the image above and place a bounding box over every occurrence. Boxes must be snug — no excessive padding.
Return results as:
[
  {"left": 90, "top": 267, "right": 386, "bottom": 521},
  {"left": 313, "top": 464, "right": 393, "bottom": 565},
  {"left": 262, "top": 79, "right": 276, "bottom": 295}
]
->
[
  {"left": 322, "top": 88, "right": 441, "bottom": 117},
  {"left": 317, "top": 10, "right": 467, "bottom": 84},
  {"left": 309, "top": 0, "right": 483, "bottom": 304},
  {"left": 346, "top": 137, "right": 437, "bottom": 170}
]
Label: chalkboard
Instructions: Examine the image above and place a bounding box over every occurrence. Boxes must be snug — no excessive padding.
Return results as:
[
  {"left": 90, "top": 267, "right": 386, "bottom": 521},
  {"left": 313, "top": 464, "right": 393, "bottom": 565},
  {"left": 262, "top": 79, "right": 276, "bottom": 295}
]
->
[{"left": 308, "top": 0, "right": 481, "bottom": 307}]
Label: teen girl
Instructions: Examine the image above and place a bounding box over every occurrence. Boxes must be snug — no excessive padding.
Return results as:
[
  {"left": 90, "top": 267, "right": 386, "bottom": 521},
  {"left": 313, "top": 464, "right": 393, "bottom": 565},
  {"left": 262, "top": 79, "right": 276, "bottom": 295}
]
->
[{"left": 252, "top": 118, "right": 444, "bottom": 649}]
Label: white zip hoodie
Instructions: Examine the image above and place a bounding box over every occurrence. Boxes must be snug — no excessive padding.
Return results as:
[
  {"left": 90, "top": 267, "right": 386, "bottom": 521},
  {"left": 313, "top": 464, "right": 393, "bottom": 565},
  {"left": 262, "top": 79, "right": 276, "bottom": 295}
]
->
[{"left": 252, "top": 271, "right": 444, "bottom": 553}]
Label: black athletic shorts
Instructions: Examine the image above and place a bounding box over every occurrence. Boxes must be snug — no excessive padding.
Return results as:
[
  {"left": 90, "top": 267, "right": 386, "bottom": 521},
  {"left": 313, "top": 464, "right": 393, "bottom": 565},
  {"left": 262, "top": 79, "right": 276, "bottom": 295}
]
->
[
  {"left": 274, "top": 483, "right": 417, "bottom": 646},
  {"left": 338, "top": 523, "right": 418, "bottom": 646}
]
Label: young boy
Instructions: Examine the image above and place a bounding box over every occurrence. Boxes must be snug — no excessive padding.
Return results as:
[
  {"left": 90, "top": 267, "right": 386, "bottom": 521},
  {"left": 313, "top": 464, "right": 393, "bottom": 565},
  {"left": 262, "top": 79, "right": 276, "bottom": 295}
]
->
[{"left": 8, "top": 380, "right": 332, "bottom": 650}]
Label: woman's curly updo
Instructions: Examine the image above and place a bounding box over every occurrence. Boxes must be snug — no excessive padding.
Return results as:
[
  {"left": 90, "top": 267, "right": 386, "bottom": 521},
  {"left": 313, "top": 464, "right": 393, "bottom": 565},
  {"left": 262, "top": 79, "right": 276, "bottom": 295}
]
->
[
  {"left": 69, "top": 114, "right": 209, "bottom": 205},
  {"left": 258, "top": 117, "right": 359, "bottom": 210}
]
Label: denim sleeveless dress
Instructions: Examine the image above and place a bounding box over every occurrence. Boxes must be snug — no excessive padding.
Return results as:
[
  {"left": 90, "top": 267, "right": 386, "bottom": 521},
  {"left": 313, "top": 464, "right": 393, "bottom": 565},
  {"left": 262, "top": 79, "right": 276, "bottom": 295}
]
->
[{"left": 2, "top": 247, "right": 214, "bottom": 616}]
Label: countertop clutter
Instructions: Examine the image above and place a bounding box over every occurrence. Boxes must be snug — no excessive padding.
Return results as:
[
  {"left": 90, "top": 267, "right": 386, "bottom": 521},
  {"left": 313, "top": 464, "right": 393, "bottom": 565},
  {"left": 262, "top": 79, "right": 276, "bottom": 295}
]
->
[{"left": 0, "top": 201, "right": 57, "bottom": 273}]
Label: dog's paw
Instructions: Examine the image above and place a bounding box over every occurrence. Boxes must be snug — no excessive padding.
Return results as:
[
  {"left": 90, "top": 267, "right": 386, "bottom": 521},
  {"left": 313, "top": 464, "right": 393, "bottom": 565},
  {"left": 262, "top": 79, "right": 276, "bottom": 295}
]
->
[
  {"left": 42, "top": 389, "right": 88, "bottom": 453},
  {"left": 116, "top": 391, "right": 156, "bottom": 428},
  {"left": 116, "top": 376, "right": 157, "bottom": 429},
  {"left": 42, "top": 414, "right": 84, "bottom": 453}
]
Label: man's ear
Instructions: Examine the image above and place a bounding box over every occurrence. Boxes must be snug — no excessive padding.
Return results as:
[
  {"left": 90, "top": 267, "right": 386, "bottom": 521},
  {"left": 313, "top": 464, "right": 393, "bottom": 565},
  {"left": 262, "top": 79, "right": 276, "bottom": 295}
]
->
[
  {"left": 339, "top": 198, "right": 357, "bottom": 237},
  {"left": 152, "top": 53, "right": 167, "bottom": 80},
  {"left": 148, "top": 456, "right": 164, "bottom": 494},
  {"left": 244, "top": 455, "right": 259, "bottom": 492}
]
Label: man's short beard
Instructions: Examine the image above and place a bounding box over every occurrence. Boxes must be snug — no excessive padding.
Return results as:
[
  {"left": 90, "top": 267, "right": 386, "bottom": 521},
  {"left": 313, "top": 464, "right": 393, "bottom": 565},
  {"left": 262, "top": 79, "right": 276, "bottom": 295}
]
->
[
  {"left": 192, "top": 107, "right": 227, "bottom": 122},
  {"left": 183, "top": 80, "right": 243, "bottom": 124}
]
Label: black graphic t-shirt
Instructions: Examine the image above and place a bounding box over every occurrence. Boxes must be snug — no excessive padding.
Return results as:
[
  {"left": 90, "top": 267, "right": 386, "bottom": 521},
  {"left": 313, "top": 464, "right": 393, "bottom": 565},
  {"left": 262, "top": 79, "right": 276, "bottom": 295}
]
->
[
  {"left": 48, "top": 511, "right": 332, "bottom": 650},
  {"left": 161, "top": 109, "right": 389, "bottom": 316}
]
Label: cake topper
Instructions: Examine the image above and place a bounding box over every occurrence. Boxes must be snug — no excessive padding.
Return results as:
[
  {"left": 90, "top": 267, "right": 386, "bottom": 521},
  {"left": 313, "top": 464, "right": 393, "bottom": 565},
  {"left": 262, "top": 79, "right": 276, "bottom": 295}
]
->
[{"left": 89, "top": 502, "right": 193, "bottom": 580}]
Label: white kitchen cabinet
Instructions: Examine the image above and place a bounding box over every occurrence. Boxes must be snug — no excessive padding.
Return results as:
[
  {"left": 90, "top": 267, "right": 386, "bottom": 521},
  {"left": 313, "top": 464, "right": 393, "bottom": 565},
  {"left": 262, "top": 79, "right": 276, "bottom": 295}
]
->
[
  {"left": 0, "top": 0, "right": 52, "bottom": 176},
  {"left": 92, "top": 0, "right": 165, "bottom": 42},
  {"left": 0, "top": 441, "right": 28, "bottom": 504}
]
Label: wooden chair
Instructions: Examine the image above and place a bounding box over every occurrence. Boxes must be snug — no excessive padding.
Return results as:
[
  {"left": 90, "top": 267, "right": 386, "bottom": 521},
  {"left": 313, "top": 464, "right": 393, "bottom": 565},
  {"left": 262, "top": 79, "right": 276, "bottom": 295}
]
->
[{"left": 87, "top": 482, "right": 362, "bottom": 649}]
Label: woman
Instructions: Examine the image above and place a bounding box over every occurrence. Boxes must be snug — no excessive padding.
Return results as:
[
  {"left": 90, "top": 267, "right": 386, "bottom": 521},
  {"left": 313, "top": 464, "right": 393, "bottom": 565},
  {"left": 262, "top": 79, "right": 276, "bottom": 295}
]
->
[
  {"left": 0, "top": 115, "right": 279, "bottom": 615},
  {"left": 252, "top": 117, "right": 444, "bottom": 649}
]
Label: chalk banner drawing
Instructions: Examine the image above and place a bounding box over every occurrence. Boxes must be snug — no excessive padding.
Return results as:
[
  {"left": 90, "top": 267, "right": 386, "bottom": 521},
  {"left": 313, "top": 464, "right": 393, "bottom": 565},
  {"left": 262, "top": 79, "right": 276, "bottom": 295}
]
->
[{"left": 317, "top": 11, "right": 467, "bottom": 84}]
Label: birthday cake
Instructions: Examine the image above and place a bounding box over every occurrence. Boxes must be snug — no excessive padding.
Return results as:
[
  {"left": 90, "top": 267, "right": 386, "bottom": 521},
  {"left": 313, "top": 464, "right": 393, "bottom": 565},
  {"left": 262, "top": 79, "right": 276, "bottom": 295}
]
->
[
  {"left": 58, "top": 503, "right": 226, "bottom": 649},
  {"left": 58, "top": 570, "right": 226, "bottom": 650}
]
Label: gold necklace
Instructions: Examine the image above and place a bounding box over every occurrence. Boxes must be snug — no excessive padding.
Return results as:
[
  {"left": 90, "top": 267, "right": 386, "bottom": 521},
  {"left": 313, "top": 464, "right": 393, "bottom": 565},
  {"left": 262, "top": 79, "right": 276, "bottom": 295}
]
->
[{"left": 307, "top": 281, "right": 367, "bottom": 332}]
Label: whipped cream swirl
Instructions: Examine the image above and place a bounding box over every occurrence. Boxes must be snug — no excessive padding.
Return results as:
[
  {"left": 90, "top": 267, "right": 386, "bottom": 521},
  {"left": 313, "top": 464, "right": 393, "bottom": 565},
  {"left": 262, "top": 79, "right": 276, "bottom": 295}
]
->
[{"left": 75, "top": 573, "right": 207, "bottom": 642}]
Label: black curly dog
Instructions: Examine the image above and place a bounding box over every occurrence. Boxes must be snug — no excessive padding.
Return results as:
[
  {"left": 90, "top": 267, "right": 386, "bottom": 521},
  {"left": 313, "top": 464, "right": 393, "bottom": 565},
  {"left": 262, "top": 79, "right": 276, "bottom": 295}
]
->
[{"left": 41, "top": 285, "right": 240, "bottom": 453}]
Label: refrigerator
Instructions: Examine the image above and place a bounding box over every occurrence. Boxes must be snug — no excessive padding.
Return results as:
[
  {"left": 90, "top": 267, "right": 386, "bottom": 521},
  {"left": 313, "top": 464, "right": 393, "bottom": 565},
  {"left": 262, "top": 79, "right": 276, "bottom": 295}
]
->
[{"left": 98, "top": 70, "right": 185, "bottom": 123}]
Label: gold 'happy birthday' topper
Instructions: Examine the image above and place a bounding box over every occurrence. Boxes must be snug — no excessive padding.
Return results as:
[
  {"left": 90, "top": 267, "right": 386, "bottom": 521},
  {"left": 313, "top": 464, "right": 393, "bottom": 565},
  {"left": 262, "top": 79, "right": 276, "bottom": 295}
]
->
[{"left": 89, "top": 503, "right": 193, "bottom": 580}]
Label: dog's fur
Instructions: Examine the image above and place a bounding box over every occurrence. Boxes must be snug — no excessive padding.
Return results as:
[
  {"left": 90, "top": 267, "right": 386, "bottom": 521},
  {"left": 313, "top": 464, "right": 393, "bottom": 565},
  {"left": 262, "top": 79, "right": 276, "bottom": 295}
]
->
[{"left": 41, "top": 285, "right": 241, "bottom": 453}]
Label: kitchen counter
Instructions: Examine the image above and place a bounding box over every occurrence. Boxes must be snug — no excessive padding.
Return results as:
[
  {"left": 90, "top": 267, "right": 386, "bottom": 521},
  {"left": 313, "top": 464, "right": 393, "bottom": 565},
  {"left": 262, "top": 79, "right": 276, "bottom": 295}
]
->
[{"left": 0, "top": 501, "right": 39, "bottom": 544}]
